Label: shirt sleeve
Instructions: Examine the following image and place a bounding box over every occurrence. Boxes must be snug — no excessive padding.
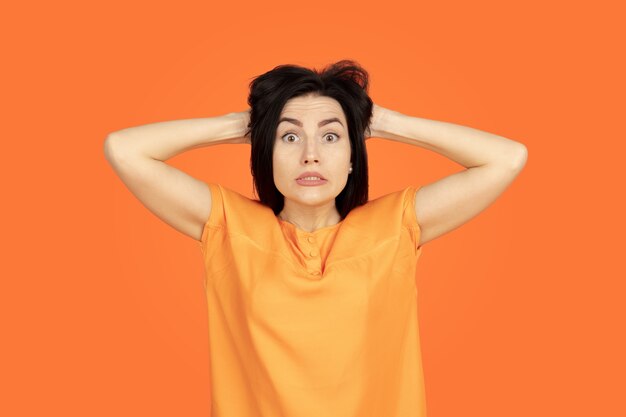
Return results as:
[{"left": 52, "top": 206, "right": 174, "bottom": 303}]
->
[
  {"left": 199, "top": 182, "right": 225, "bottom": 247},
  {"left": 197, "top": 182, "right": 273, "bottom": 254},
  {"left": 402, "top": 185, "right": 423, "bottom": 252}
]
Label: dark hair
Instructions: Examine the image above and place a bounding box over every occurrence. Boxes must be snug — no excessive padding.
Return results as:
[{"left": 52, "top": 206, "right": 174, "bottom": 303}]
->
[{"left": 244, "top": 59, "right": 373, "bottom": 220}]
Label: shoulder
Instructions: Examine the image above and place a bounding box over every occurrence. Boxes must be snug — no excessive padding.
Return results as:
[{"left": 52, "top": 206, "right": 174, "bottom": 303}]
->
[
  {"left": 202, "top": 182, "right": 276, "bottom": 232},
  {"left": 353, "top": 186, "right": 417, "bottom": 216},
  {"left": 342, "top": 186, "right": 419, "bottom": 231},
  {"left": 327, "top": 187, "right": 422, "bottom": 261}
]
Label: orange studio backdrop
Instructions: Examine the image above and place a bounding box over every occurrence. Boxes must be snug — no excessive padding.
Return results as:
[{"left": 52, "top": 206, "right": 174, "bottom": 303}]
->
[{"left": 1, "top": 0, "right": 624, "bottom": 416}]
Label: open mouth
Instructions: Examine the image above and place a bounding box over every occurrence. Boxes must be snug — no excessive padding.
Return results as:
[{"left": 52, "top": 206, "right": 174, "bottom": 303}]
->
[{"left": 295, "top": 177, "right": 327, "bottom": 186}]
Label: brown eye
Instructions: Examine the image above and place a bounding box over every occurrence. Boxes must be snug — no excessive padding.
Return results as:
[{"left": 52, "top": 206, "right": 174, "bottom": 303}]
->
[
  {"left": 325, "top": 133, "right": 339, "bottom": 142},
  {"left": 281, "top": 133, "right": 298, "bottom": 142}
]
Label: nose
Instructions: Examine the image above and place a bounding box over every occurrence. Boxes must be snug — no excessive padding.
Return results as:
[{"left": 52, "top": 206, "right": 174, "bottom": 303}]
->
[{"left": 302, "top": 137, "right": 320, "bottom": 165}]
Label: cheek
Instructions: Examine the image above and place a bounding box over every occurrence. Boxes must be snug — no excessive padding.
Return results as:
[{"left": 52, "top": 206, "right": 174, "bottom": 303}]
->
[
  {"left": 273, "top": 144, "right": 291, "bottom": 158},
  {"left": 272, "top": 155, "right": 290, "bottom": 182},
  {"left": 332, "top": 143, "right": 352, "bottom": 164}
]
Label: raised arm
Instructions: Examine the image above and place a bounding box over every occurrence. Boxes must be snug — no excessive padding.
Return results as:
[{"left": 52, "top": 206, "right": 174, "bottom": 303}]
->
[
  {"left": 103, "top": 110, "right": 250, "bottom": 242},
  {"left": 369, "top": 104, "right": 528, "bottom": 247}
]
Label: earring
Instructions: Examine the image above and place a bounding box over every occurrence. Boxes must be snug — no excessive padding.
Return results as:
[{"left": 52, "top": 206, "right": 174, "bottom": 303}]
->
[{"left": 349, "top": 167, "right": 353, "bottom": 173}]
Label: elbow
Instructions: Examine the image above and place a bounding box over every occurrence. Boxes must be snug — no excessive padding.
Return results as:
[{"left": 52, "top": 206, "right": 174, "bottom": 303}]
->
[
  {"left": 511, "top": 143, "right": 528, "bottom": 171},
  {"left": 103, "top": 133, "right": 124, "bottom": 162}
]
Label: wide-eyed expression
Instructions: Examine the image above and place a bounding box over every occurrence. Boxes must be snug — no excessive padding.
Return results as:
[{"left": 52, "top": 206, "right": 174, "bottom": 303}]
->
[{"left": 273, "top": 94, "right": 352, "bottom": 209}]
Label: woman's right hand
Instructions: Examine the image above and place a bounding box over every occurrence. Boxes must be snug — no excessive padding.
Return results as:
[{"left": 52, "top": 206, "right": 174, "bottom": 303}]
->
[{"left": 240, "top": 108, "right": 251, "bottom": 145}]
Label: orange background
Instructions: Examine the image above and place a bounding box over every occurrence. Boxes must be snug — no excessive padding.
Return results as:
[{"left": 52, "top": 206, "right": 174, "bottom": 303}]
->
[{"left": 2, "top": 0, "right": 624, "bottom": 416}]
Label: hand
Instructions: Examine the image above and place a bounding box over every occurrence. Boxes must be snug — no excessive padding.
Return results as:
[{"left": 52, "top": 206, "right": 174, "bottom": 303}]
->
[
  {"left": 365, "top": 103, "right": 385, "bottom": 140},
  {"left": 240, "top": 108, "right": 251, "bottom": 145}
]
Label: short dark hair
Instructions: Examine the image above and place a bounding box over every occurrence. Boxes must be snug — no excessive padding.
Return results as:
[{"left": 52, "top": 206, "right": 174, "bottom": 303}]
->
[{"left": 244, "top": 59, "right": 373, "bottom": 220}]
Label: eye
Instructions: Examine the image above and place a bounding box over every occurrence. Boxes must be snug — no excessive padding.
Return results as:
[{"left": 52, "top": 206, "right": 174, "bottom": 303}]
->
[
  {"left": 325, "top": 133, "right": 340, "bottom": 142},
  {"left": 280, "top": 132, "right": 340, "bottom": 143},
  {"left": 281, "top": 132, "right": 299, "bottom": 143}
]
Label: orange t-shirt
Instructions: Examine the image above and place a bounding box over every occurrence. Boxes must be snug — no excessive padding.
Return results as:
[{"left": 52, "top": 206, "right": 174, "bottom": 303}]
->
[{"left": 198, "top": 183, "right": 426, "bottom": 417}]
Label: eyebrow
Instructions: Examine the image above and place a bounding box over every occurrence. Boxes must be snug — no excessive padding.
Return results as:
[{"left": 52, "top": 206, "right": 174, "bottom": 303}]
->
[{"left": 278, "top": 117, "right": 344, "bottom": 128}]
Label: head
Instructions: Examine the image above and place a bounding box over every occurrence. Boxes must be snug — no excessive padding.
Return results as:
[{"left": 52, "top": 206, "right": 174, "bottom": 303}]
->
[{"left": 245, "top": 60, "right": 373, "bottom": 219}]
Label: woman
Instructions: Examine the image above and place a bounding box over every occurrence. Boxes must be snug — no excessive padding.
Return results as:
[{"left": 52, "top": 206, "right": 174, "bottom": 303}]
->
[{"left": 104, "top": 60, "right": 527, "bottom": 416}]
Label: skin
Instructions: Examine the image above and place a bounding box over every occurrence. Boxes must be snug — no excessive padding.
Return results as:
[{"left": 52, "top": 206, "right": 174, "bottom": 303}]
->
[{"left": 273, "top": 93, "right": 353, "bottom": 233}]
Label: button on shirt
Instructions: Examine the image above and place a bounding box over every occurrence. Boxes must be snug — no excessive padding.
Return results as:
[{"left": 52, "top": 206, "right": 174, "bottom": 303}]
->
[{"left": 198, "top": 183, "right": 426, "bottom": 417}]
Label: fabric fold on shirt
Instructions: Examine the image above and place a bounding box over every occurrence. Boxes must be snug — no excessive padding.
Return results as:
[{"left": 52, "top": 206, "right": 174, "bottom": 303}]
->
[{"left": 198, "top": 183, "right": 426, "bottom": 417}]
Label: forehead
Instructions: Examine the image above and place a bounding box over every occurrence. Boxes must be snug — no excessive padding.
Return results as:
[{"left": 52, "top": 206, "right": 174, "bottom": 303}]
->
[{"left": 280, "top": 94, "right": 344, "bottom": 118}]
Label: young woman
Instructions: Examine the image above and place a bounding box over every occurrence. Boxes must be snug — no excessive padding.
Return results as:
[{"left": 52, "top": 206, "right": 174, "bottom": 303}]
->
[{"left": 104, "top": 60, "right": 527, "bottom": 417}]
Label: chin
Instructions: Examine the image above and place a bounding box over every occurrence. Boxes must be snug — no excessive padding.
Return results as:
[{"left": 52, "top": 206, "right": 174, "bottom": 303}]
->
[{"left": 289, "top": 190, "right": 336, "bottom": 204}]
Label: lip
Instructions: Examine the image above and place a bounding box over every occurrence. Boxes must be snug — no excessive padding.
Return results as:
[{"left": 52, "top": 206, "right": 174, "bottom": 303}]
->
[
  {"left": 296, "top": 178, "right": 327, "bottom": 186},
  {"left": 296, "top": 171, "right": 326, "bottom": 180}
]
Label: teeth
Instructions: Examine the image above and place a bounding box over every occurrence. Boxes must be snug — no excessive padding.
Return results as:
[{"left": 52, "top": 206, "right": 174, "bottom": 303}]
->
[{"left": 300, "top": 177, "right": 321, "bottom": 180}]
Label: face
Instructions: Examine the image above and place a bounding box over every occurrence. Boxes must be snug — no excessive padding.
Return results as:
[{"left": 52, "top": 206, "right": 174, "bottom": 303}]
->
[{"left": 273, "top": 93, "right": 352, "bottom": 210}]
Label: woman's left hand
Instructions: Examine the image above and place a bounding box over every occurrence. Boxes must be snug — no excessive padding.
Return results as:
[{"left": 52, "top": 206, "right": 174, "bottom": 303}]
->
[{"left": 366, "top": 103, "right": 386, "bottom": 140}]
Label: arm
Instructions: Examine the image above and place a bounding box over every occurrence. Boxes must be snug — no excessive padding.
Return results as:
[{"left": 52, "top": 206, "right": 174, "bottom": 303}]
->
[
  {"left": 103, "top": 110, "right": 250, "bottom": 242},
  {"left": 105, "top": 110, "right": 251, "bottom": 161},
  {"left": 369, "top": 104, "right": 528, "bottom": 247}
]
